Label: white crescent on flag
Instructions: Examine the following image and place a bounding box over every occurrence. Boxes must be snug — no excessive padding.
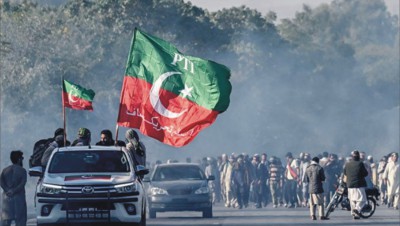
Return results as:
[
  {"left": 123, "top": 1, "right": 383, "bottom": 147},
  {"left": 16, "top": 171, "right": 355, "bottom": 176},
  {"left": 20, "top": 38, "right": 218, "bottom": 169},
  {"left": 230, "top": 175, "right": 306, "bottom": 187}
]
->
[
  {"left": 149, "top": 71, "right": 187, "bottom": 118},
  {"left": 68, "top": 86, "right": 79, "bottom": 103}
]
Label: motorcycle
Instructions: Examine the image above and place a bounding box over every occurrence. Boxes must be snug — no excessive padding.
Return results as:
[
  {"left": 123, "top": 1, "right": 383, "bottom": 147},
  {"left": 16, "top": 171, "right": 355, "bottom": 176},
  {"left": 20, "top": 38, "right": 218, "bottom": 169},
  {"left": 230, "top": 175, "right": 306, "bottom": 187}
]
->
[{"left": 325, "top": 183, "right": 380, "bottom": 218}]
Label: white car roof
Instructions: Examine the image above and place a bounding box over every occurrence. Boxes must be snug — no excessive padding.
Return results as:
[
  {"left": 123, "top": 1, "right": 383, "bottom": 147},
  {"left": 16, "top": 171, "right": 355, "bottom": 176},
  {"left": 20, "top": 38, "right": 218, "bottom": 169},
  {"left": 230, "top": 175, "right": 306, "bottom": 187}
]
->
[{"left": 56, "top": 145, "right": 126, "bottom": 152}]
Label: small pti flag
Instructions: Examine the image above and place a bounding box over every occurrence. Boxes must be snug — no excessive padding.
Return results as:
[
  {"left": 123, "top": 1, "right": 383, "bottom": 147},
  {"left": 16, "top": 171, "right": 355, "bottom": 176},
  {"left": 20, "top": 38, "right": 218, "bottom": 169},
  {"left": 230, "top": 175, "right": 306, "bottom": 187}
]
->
[
  {"left": 117, "top": 28, "right": 232, "bottom": 147},
  {"left": 62, "top": 79, "right": 95, "bottom": 111}
]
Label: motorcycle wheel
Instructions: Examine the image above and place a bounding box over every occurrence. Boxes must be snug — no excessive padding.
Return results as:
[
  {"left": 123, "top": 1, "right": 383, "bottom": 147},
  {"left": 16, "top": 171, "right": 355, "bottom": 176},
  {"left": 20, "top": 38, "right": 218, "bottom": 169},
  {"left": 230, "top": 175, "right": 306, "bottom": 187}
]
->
[
  {"left": 325, "top": 193, "right": 340, "bottom": 218},
  {"left": 359, "top": 197, "right": 376, "bottom": 218},
  {"left": 341, "top": 197, "right": 351, "bottom": 211}
]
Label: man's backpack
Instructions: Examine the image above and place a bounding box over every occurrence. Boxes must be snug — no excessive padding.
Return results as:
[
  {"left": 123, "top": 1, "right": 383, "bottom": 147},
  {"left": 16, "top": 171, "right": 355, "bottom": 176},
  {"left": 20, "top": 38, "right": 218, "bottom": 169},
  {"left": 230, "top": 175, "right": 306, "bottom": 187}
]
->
[{"left": 29, "top": 138, "right": 53, "bottom": 168}]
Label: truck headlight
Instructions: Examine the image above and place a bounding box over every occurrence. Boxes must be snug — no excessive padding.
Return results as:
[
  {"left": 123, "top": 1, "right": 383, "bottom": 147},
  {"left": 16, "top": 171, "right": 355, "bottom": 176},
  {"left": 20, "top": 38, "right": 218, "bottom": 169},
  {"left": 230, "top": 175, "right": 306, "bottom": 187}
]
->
[
  {"left": 41, "top": 184, "right": 62, "bottom": 195},
  {"left": 115, "top": 182, "right": 137, "bottom": 193},
  {"left": 194, "top": 186, "right": 210, "bottom": 194},
  {"left": 150, "top": 187, "right": 168, "bottom": 195}
]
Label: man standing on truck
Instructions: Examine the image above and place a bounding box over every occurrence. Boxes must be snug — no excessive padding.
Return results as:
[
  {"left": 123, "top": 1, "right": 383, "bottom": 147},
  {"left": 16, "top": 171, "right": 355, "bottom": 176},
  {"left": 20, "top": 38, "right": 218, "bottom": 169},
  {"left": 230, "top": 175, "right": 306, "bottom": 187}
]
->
[
  {"left": 125, "top": 129, "right": 146, "bottom": 167},
  {"left": 96, "top": 129, "right": 126, "bottom": 146},
  {"left": 1, "top": 150, "right": 27, "bottom": 226},
  {"left": 41, "top": 135, "right": 66, "bottom": 168},
  {"left": 71, "top": 128, "right": 91, "bottom": 146}
]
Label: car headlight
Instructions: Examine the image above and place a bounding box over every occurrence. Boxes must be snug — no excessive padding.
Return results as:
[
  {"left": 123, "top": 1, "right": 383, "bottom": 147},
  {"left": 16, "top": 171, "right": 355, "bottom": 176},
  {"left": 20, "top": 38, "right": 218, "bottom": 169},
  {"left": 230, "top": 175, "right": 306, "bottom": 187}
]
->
[
  {"left": 195, "top": 186, "right": 210, "bottom": 194},
  {"left": 150, "top": 187, "right": 168, "bottom": 195},
  {"left": 41, "top": 184, "right": 62, "bottom": 195},
  {"left": 115, "top": 182, "right": 138, "bottom": 193}
]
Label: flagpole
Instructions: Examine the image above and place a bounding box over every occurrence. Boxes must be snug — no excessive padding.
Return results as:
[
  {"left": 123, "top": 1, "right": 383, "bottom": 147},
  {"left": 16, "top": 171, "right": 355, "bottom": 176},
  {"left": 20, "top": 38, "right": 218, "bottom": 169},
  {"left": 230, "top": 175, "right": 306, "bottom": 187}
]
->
[
  {"left": 115, "top": 28, "right": 138, "bottom": 146},
  {"left": 62, "top": 76, "right": 66, "bottom": 146},
  {"left": 63, "top": 104, "right": 66, "bottom": 146},
  {"left": 115, "top": 124, "right": 119, "bottom": 146}
]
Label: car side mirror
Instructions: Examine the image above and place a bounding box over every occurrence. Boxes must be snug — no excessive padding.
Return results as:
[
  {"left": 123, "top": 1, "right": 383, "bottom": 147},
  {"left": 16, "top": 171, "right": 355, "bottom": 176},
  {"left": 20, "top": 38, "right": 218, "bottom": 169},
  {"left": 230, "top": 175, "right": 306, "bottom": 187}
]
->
[
  {"left": 135, "top": 165, "right": 149, "bottom": 177},
  {"left": 29, "top": 166, "right": 43, "bottom": 177},
  {"left": 207, "top": 175, "right": 215, "bottom": 181}
]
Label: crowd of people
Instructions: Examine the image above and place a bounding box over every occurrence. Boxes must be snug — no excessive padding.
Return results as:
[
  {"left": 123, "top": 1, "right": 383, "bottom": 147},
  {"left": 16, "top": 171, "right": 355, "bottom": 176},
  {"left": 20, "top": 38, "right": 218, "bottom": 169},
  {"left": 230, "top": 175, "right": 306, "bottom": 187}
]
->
[
  {"left": 0, "top": 127, "right": 399, "bottom": 225},
  {"left": 153, "top": 149, "right": 399, "bottom": 220}
]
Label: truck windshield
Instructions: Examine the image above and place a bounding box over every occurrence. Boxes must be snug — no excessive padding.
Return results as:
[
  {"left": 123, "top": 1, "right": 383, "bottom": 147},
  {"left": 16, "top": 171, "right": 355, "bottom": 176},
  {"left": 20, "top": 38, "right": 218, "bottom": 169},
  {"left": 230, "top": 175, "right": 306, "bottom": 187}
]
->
[{"left": 48, "top": 151, "right": 130, "bottom": 173}]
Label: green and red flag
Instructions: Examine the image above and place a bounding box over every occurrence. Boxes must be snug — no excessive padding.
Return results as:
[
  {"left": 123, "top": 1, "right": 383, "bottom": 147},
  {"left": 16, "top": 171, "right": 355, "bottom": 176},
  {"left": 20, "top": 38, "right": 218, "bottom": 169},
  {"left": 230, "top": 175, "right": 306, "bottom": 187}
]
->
[
  {"left": 117, "top": 28, "right": 232, "bottom": 147},
  {"left": 62, "top": 79, "right": 95, "bottom": 111}
]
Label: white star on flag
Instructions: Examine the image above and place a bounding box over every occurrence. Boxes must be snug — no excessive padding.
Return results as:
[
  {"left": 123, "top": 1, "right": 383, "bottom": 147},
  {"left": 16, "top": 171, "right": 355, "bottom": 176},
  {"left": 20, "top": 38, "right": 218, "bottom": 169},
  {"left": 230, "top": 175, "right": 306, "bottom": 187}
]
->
[{"left": 179, "top": 84, "right": 193, "bottom": 98}]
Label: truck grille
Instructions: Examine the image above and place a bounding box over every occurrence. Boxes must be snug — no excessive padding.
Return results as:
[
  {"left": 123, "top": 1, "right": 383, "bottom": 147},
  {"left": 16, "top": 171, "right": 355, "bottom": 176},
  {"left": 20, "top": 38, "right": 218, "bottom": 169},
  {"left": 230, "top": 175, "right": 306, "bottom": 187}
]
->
[
  {"left": 62, "top": 185, "right": 115, "bottom": 222},
  {"left": 67, "top": 207, "right": 110, "bottom": 220},
  {"left": 61, "top": 202, "right": 115, "bottom": 210},
  {"left": 63, "top": 185, "right": 116, "bottom": 195}
]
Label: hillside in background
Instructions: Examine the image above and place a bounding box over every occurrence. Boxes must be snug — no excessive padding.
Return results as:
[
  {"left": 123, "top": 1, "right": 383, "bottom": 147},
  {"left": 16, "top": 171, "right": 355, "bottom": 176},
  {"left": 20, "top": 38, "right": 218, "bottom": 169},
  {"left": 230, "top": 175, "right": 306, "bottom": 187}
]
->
[{"left": 1, "top": 0, "right": 399, "bottom": 167}]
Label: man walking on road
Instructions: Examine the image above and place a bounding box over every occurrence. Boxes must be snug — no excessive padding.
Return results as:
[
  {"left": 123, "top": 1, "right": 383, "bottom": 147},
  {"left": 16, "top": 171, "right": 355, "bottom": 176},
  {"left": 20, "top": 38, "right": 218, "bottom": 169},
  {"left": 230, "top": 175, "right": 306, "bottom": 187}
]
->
[
  {"left": 305, "top": 157, "right": 329, "bottom": 220},
  {"left": 284, "top": 152, "right": 299, "bottom": 208},
  {"left": 1, "top": 150, "right": 27, "bottom": 226},
  {"left": 383, "top": 152, "right": 399, "bottom": 210},
  {"left": 343, "top": 150, "right": 368, "bottom": 219}
]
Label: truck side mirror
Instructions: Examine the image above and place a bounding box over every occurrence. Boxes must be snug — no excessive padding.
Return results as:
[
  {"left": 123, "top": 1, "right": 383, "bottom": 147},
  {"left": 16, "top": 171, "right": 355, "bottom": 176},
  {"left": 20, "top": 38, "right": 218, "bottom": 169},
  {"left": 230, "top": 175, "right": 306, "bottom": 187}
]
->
[
  {"left": 135, "top": 165, "right": 149, "bottom": 177},
  {"left": 29, "top": 166, "right": 43, "bottom": 177}
]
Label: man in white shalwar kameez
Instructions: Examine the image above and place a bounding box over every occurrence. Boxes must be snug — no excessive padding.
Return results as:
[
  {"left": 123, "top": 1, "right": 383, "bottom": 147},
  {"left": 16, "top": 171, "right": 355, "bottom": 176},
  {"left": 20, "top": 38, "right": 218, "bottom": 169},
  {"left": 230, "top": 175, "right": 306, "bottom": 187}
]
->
[
  {"left": 383, "top": 152, "right": 400, "bottom": 210},
  {"left": 1, "top": 150, "right": 27, "bottom": 226},
  {"left": 221, "top": 155, "right": 234, "bottom": 207}
]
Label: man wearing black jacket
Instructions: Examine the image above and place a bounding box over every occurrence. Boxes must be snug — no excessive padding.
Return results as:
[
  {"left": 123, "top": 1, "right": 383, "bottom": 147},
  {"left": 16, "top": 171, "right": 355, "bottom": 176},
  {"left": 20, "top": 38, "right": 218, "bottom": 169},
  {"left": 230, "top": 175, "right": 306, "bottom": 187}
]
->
[
  {"left": 343, "top": 150, "right": 369, "bottom": 220},
  {"left": 96, "top": 129, "right": 125, "bottom": 146},
  {"left": 305, "top": 157, "right": 328, "bottom": 220}
]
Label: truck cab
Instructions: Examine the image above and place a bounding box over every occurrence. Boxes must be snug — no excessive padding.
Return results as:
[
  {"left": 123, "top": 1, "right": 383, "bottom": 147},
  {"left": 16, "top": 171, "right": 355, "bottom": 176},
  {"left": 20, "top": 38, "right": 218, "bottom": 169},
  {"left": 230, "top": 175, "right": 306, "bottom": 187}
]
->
[{"left": 29, "top": 145, "right": 148, "bottom": 226}]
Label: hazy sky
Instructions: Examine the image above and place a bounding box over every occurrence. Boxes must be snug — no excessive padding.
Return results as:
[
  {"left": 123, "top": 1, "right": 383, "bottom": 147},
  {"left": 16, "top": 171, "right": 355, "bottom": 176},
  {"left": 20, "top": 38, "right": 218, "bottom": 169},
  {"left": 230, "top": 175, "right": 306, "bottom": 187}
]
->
[{"left": 187, "top": 0, "right": 399, "bottom": 19}]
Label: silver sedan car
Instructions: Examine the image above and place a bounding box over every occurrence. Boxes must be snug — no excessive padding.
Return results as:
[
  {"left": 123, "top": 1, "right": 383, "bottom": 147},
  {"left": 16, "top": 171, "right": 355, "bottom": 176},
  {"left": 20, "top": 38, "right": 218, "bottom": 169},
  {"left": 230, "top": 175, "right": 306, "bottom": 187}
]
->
[{"left": 144, "top": 163, "right": 214, "bottom": 218}]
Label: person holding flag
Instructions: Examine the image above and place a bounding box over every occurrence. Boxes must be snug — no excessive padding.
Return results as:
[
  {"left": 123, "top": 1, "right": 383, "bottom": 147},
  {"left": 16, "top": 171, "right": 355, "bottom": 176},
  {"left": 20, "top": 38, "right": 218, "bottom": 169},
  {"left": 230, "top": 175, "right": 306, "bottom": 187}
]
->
[
  {"left": 117, "top": 28, "right": 232, "bottom": 147},
  {"left": 61, "top": 79, "right": 95, "bottom": 145}
]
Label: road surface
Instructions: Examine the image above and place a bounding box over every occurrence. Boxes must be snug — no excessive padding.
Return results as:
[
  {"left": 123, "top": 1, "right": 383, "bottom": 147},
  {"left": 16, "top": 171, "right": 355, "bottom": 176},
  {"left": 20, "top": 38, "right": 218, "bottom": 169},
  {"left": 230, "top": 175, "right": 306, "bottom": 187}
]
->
[{"left": 27, "top": 202, "right": 400, "bottom": 226}]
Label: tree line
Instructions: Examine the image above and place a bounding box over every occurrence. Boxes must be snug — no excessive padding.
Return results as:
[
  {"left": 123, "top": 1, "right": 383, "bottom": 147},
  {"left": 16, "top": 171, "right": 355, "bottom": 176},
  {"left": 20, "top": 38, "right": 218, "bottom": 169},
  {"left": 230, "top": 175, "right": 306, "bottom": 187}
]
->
[{"left": 0, "top": 0, "right": 398, "bottom": 157}]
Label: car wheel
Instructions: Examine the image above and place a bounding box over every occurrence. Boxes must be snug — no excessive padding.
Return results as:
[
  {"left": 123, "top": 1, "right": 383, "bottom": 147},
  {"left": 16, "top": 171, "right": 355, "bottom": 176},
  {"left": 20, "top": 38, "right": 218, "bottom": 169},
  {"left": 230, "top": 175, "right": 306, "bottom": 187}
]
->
[
  {"left": 202, "top": 207, "right": 213, "bottom": 218},
  {"left": 149, "top": 208, "right": 156, "bottom": 219}
]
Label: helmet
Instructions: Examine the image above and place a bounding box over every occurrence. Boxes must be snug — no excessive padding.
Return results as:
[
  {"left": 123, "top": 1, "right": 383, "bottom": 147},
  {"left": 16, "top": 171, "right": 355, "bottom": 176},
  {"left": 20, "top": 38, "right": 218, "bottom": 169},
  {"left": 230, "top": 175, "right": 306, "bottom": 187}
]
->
[{"left": 78, "top": 128, "right": 91, "bottom": 138}]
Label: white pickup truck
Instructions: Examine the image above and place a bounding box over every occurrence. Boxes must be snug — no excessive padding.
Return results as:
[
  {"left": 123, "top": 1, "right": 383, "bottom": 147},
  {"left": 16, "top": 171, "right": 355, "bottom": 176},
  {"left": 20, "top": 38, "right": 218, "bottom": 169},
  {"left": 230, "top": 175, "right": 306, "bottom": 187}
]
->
[{"left": 29, "top": 145, "right": 148, "bottom": 226}]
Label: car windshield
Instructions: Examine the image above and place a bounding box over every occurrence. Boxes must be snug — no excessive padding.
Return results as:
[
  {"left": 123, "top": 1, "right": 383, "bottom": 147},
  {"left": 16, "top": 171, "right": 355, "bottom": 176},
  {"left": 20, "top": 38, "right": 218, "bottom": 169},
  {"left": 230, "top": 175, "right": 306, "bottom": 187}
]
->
[
  {"left": 152, "top": 165, "right": 205, "bottom": 181},
  {"left": 48, "top": 151, "right": 130, "bottom": 173}
]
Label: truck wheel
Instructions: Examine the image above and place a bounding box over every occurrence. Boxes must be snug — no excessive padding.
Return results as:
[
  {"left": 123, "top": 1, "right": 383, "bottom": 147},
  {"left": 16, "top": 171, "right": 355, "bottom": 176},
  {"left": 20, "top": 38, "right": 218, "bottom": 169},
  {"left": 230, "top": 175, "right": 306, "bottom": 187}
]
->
[
  {"left": 132, "top": 213, "right": 146, "bottom": 226},
  {"left": 149, "top": 208, "right": 156, "bottom": 219},
  {"left": 202, "top": 207, "right": 213, "bottom": 218},
  {"left": 140, "top": 206, "right": 146, "bottom": 226}
]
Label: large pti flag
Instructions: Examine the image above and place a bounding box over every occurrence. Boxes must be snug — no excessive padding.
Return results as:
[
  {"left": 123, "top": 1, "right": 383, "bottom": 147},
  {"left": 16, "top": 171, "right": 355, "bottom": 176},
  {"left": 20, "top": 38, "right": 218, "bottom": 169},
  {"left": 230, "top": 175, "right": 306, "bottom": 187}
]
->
[
  {"left": 117, "top": 28, "right": 232, "bottom": 147},
  {"left": 62, "top": 79, "right": 95, "bottom": 111}
]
